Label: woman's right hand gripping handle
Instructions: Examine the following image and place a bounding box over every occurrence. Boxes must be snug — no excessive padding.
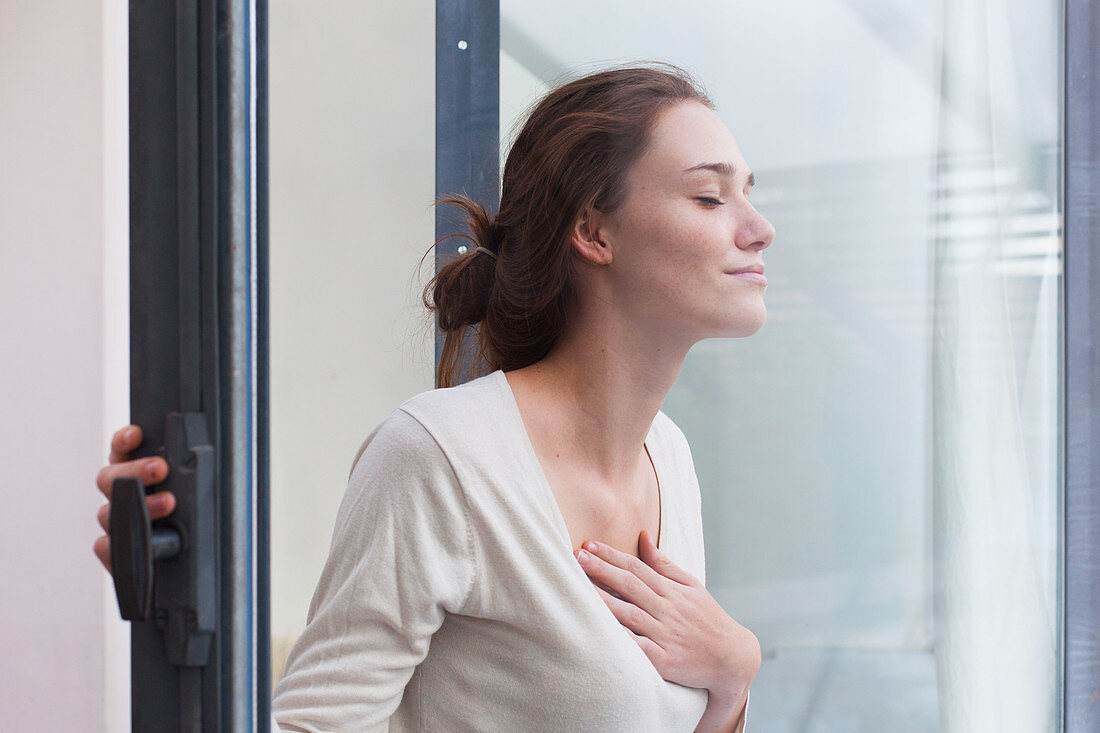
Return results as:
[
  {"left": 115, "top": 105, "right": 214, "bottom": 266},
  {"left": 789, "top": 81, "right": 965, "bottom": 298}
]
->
[{"left": 93, "top": 425, "right": 177, "bottom": 572}]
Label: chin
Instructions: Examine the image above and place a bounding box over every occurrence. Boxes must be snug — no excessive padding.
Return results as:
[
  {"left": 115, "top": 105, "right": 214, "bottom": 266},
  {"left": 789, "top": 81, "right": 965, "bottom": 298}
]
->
[
  {"left": 718, "top": 304, "right": 767, "bottom": 338},
  {"left": 731, "top": 321, "right": 766, "bottom": 338}
]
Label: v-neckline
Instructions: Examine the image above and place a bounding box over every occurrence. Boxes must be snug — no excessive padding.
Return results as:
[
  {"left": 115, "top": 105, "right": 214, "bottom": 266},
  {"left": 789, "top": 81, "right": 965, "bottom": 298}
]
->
[{"left": 494, "top": 369, "right": 666, "bottom": 557}]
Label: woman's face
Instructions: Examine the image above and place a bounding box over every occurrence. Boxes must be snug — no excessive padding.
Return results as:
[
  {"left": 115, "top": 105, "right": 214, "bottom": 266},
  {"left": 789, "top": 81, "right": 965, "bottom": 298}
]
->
[{"left": 595, "top": 100, "right": 775, "bottom": 343}]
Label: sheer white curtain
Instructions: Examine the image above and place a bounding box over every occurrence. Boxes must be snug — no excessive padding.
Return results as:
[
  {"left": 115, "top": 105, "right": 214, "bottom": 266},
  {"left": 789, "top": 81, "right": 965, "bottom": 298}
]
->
[{"left": 931, "top": 0, "right": 1061, "bottom": 729}]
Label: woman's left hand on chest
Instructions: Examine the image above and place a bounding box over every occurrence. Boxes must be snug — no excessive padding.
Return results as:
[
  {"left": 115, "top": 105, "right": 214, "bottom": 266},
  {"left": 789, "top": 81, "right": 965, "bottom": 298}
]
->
[{"left": 575, "top": 531, "right": 761, "bottom": 699}]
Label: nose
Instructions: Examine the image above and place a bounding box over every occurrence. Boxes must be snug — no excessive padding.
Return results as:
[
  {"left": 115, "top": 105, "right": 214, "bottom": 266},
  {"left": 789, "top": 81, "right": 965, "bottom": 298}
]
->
[{"left": 736, "top": 203, "right": 775, "bottom": 252}]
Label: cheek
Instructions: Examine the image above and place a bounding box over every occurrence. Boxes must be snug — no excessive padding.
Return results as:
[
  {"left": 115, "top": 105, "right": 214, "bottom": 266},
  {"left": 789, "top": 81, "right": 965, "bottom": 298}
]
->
[
  {"left": 651, "top": 222, "right": 728, "bottom": 294},
  {"left": 613, "top": 197, "right": 730, "bottom": 306},
  {"left": 626, "top": 202, "right": 718, "bottom": 265},
  {"left": 631, "top": 235, "right": 725, "bottom": 311}
]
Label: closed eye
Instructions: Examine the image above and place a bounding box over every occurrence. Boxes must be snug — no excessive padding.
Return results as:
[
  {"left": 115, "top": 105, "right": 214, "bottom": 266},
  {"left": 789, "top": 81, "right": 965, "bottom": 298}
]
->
[{"left": 696, "top": 197, "right": 725, "bottom": 207}]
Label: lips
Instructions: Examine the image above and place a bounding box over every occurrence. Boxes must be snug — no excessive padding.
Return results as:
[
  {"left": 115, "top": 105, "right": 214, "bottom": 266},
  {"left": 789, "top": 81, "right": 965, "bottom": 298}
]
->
[{"left": 726, "top": 264, "right": 767, "bottom": 285}]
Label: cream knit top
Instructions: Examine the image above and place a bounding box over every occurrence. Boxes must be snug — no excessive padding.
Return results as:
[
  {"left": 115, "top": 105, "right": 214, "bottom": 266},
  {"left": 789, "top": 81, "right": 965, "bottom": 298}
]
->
[{"left": 271, "top": 369, "right": 746, "bottom": 731}]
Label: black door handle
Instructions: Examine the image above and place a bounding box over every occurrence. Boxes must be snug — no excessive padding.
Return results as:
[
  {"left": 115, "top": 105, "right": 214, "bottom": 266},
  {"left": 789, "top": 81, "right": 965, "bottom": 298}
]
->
[
  {"left": 110, "top": 475, "right": 182, "bottom": 621},
  {"left": 109, "top": 412, "right": 217, "bottom": 667}
]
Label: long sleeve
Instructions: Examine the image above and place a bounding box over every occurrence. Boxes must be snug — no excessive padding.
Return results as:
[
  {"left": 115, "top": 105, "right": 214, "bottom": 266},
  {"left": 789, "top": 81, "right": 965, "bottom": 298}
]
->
[{"left": 271, "top": 408, "right": 478, "bottom": 732}]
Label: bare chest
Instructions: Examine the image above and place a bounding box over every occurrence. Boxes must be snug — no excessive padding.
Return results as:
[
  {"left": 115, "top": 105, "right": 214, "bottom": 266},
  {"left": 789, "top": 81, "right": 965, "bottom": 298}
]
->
[{"left": 538, "top": 453, "right": 662, "bottom": 560}]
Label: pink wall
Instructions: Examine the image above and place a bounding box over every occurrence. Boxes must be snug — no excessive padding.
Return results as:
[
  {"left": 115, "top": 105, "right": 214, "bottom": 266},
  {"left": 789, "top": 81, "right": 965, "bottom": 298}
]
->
[{"left": 0, "top": 1, "right": 129, "bottom": 730}]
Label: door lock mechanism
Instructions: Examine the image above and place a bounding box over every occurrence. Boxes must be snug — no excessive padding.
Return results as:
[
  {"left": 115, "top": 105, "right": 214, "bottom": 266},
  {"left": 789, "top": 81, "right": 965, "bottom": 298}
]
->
[{"left": 110, "top": 412, "right": 217, "bottom": 667}]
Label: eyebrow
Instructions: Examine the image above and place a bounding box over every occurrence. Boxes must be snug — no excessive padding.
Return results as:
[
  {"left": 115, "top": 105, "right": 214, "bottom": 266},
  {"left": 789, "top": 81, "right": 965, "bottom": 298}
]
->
[{"left": 682, "top": 162, "right": 755, "bottom": 187}]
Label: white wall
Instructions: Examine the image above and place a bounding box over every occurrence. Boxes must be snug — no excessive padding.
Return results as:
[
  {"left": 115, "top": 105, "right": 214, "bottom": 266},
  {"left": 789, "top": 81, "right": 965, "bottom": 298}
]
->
[
  {"left": 0, "top": 1, "right": 129, "bottom": 731},
  {"left": 267, "top": 0, "right": 436, "bottom": 681}
]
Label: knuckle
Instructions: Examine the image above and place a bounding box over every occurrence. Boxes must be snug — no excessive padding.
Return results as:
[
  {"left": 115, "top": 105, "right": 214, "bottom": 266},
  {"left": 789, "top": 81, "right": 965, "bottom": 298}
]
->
[{"left": 748, "top": 631, "right": 762, "bottom": 666}]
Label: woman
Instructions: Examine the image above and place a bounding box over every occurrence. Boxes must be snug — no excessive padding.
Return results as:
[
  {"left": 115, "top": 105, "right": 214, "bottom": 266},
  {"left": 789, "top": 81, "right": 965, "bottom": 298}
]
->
[{"left": 95, "top": 63, "right": 773, "bottom": 732}]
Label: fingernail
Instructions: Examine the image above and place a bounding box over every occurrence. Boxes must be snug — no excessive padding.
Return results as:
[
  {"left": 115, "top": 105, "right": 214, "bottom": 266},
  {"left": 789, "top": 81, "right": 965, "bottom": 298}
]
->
[
  {"left": 576, "top": 550, "right": 589, "bottom": 564},
  {"left": 125, "top": 428, "right": 135, "bottom": 442},
  {"left": 148, "top": 461, "right": 159, "bottom": 478},
  {"left": 584, "top": 541, "right": 599, "bottom": 553},
  {"left": 151, "top": 495, "right": 167, "bottom": 511}
]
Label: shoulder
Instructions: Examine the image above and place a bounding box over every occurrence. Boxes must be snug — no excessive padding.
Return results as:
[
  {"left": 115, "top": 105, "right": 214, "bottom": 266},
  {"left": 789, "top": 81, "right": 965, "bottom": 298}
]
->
[
  {"left": 653, "top": 408, "right": 686, "bottom": 440},
  {"left": 395, "top": 370, "right": 511, "bottom": 459},
  {"left": 344, "top": 370, "right": 511, "bottom": 489},
  {"left": 345, "top": 371, "right": 504, "bottom": 477},
  {"left": 345, "top": 405, "right": 443, "bottom": 483},
  {"left": 397, "top": 369, "right": 504, "bottom": 426},
  {"left": 652, "top": 408, "right": 708, "bottom": 584},
  {"left": 333, "top": 403, "right": 475, "bottom": 556},
  {"left": 652, "top": 408, "right": 693, "bottom": 459},
  {"left": 651, "top": 408, "right": 701, "bottom": 502}
]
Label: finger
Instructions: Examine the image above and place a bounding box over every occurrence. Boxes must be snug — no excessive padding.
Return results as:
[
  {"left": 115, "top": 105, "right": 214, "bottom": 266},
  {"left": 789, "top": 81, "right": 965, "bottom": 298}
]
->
[
  {"left": 94, "top": 535, "right": 111, "bottom": 571},
  {"left": 596, "top": 581, "right": 623, "bottom": 601},
  {"left": 639, "top": 529, "right": 700, "bottom": 587},
  {"left": 146, "top": 491, "right": 177, "bottom": 520},
  {"left": 96, "top": 491, "right": 177, "bottom": 532},
  {"left": 581, "top": 539, "right": 672, "bottom": 596},
  {"left": 109, "top": 425, "right": 143, "bottom": 464},
  {"left": 621, "top": 620, "right": 667, "bottom": 672},
  {"left": 591, "top": 582, "right": 660, "bottom": 639},
  {"left": 577, "top": 545, "right": 665, "bottom": 616},
  {"left": 96, "top": 457, "right": 169, "bottom": 499}
]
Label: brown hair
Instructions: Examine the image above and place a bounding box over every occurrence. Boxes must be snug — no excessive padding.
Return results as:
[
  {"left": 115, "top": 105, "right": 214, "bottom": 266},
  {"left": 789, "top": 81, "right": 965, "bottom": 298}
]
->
[{"left": 423, "top": 62, "right": 713, "bottom": 388}]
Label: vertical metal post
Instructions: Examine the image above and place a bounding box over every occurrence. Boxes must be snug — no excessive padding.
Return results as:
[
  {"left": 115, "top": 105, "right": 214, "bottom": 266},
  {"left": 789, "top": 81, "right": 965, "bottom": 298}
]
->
[
  {"left": 1063, "top": 0, "right": 1100, "bottom": 729},
  {"left": 129, "top": 1, "right": 216, "bottom": 728},
  {"left": 217, "top": 0, "right": 266, "bottom": 729},
  {"left": 254, "top": 0, "right": 271, "bottom": 728},
  {"left": 434, "top": 0, "right": 500, "bottom": 383}
]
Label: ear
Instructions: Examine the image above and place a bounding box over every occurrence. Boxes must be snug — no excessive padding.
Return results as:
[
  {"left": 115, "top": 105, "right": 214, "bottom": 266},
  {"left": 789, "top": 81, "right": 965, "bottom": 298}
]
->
[{"left": 570, "top": 205, "right": 614, "bottom": 266}]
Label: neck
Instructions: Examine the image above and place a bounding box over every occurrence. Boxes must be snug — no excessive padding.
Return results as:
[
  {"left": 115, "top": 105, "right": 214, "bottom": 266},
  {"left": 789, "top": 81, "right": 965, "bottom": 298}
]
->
[{"left": 508, "top": 303, "right": 694, "bottom": 484}]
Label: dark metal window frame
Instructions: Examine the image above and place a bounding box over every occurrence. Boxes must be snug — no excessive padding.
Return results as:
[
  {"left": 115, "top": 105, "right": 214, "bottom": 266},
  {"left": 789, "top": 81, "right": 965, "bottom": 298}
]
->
[
  {"left": 434, "top": 0, "right": 500, "bottom": 385},
  {"left": 1062, "top": 0, "right": 1099, "bottom": 729},
  {"left": 126, "top": 0, "right": 268, "bottom": 730}
]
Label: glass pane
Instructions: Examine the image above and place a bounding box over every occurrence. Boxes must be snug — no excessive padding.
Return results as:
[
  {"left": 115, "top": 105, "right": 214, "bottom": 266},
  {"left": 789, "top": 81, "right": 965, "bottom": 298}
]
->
[{"left": 502, "top": 1, "right": 1063, "bottom": 729}]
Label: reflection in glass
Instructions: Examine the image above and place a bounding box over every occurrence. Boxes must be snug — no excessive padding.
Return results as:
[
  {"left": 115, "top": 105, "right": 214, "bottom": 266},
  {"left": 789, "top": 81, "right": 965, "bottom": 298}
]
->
[{"left": 503, "top": 0, "right": 1062, "bottom": 729}]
